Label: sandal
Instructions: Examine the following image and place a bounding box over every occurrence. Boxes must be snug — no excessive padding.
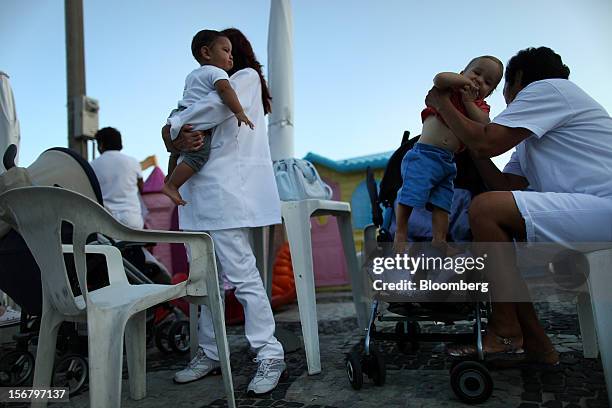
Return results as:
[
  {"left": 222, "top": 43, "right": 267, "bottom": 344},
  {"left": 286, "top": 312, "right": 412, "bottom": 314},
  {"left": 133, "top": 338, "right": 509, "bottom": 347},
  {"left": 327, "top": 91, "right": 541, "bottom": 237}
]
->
[
  {"left": 447, "top": 330, "right": 524, "bottom": 358},
  {"left": 523, "top": 348, "right": 560, "bottom": 367}
]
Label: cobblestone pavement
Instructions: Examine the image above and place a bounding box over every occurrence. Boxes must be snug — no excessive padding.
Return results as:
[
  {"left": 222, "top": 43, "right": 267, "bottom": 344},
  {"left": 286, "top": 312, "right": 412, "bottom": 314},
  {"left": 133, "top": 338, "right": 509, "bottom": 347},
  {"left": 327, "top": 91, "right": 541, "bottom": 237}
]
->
[{"left": 3, "top": 292, "right": 609, "bottom": 408}]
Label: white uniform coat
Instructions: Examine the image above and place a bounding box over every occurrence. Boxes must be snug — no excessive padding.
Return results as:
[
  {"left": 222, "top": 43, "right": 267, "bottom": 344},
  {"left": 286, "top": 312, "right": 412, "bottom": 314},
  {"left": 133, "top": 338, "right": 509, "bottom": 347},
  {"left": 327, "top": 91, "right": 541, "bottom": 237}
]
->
[{"left": 177, "top": 68, "right": 281, "bottom": 231}]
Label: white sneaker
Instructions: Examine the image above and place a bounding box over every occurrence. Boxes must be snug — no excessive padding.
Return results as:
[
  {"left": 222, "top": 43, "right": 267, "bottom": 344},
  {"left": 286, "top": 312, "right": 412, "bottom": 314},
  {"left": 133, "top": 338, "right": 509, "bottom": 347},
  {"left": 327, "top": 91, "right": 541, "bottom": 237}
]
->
[
  {"left": 0, "top": 306, "right": 21, "bottom": 327},
  {"left": 247, "top": 358, "right": 287, "bottom": 396},
  {"left": 173, "top": 347, "right": 221, "bottom": 384}
]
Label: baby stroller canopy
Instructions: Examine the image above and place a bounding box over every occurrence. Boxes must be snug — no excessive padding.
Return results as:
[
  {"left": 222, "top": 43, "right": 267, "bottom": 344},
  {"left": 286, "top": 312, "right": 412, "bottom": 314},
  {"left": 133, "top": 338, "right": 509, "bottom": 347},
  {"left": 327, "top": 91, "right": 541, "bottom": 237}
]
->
[
  {"left": 0, "top": 145, "right": 103, "bottom": 239},
  {"left": 0, "top": 145, "right": 103, "bottom": 314}
]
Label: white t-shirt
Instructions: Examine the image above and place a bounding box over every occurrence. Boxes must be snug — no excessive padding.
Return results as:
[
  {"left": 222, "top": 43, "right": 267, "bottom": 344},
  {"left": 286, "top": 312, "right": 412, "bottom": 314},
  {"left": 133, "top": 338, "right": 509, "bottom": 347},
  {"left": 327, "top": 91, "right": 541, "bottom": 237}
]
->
[
  {"left": 495, "top": 79, "right": 612, "bottom": 198},
  {"left": 90, "top": 150, "right": 143, "bottom": 215},
  {"left": 168, "top": 65, "right": 229, "bottom": 140}
]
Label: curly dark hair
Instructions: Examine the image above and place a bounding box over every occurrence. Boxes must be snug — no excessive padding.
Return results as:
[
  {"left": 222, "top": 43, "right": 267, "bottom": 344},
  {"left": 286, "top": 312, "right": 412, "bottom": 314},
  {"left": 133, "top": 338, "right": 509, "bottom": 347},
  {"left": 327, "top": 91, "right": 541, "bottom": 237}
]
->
[
  {"left": 221, "top": 28, "right": 272, "bottom": 115},
  {"left": 506, "top": 47, "right": 570, "bottom": 88},
  {"left": 191, "top": 29, "right": 225, "bottom": 64},
  {"left": 94, "top": 127, "right": 122, "bottom": 151}
]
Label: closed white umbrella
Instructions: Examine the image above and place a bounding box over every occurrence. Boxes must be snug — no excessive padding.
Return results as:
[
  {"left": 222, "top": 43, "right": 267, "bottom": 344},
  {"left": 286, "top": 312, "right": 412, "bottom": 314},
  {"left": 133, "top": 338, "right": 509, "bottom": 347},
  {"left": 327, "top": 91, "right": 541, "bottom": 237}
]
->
[
  {"left": 267, "top": 0, "right": 294, "bottom": 161},
  {"left": 266, "top": 1, "right": 306, "bottom": 353},
  {"left": 0, "top": 72, "right": 20, "bottom": 173},
  {"left": 0, "top": 71, "right": 21, "bottom": 313}
]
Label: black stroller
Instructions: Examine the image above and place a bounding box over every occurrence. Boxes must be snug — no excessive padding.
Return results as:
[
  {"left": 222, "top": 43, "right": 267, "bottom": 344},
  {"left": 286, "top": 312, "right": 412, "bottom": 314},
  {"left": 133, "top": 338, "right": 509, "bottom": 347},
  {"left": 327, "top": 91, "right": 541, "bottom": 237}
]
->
[
  {"left": 345, "top": 132, "right": 496, "bottom": 404},
  {"left": 0, "top": 145, "right": 188, "bottom": 395}
]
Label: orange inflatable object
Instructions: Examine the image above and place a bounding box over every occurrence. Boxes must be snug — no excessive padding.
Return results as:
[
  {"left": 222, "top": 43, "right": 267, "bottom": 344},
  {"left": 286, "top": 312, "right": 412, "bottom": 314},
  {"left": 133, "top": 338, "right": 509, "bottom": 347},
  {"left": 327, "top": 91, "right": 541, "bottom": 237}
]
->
[{"left": 271, "top": 242, "right": 296, "bottom": 308}]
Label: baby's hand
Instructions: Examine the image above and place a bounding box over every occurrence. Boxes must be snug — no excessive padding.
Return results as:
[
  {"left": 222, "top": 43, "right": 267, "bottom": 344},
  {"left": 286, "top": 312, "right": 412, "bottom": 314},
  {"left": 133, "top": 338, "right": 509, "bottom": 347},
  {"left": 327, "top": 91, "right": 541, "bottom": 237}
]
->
[
  {"left": 460, "top": 83, "right": 479, "bottom": 102},
  {"left": 236, "top": 111, "right": 255, "bottom": 129}
]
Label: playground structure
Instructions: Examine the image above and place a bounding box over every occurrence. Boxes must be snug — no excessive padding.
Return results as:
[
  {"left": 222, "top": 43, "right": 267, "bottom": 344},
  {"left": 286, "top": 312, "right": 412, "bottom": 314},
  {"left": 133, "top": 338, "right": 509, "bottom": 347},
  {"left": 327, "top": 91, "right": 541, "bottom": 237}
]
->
[{"left": 303, "top": 151, "right": 391, "bottom": 286}]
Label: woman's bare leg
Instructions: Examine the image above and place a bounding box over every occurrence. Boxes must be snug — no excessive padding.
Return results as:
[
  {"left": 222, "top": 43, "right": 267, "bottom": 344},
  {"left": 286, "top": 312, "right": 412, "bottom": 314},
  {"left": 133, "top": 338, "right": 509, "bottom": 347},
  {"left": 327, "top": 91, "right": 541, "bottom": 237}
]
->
[
  {"left": 468, "top": 192, "right": 554, "bottom": 356},
  {"left": 516, "top": 302, "right": 558, "bottom": 361}
]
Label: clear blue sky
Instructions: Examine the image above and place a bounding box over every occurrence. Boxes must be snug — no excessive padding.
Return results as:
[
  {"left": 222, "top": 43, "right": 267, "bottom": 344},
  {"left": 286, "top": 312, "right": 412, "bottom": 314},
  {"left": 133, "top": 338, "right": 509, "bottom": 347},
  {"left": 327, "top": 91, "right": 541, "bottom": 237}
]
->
[{"left": 2, "top": 0, "right": 611, "bottom": 173}]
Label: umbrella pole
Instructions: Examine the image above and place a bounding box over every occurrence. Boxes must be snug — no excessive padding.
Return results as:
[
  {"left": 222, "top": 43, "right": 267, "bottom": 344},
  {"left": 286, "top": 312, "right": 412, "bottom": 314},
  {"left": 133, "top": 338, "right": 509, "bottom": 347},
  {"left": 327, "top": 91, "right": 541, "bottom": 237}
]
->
[{"left": 65, "top": 0, "right": 88, "bottom": 159}]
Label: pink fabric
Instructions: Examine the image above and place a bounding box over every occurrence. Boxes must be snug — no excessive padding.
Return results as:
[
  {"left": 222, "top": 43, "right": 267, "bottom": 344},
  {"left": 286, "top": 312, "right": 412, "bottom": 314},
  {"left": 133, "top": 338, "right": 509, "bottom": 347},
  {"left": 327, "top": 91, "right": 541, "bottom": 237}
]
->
[
  {"left": 310, "top": 179, "right": 349, "bottom": 286},
  {"left": 141, "top": 167, "right": 188, "bottom": 275},
  {"left": 143, "top": 166, "right": 166, "bottom": 193}
]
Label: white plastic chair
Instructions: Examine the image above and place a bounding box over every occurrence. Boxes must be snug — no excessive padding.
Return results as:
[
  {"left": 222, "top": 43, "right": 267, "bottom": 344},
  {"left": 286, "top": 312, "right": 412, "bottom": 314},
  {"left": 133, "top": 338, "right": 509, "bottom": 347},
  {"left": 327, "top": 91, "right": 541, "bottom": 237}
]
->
[
  {"left": 576, "top": 249, "right": 612, "bottom": 407},
  {"left": 256, "top": 199, "right": 369, "bottom": 375},
  {"left": 0, "top": 186, "right": 235, "bottom": 408}
]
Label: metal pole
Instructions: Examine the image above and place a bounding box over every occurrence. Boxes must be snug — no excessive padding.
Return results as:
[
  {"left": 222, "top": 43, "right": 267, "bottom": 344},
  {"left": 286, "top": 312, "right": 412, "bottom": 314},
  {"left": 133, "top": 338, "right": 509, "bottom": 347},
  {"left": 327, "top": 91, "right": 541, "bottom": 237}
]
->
[{"left": 65, "top": 0, "right": 88, "bottom": 159}]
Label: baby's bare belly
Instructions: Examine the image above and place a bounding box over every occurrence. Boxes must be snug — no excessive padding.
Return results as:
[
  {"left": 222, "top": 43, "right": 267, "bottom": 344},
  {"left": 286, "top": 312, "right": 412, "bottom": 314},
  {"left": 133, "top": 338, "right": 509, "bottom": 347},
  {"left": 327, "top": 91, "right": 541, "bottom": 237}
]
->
[{"left": 419, "top": 116, "right": 461, "bottom": 152}]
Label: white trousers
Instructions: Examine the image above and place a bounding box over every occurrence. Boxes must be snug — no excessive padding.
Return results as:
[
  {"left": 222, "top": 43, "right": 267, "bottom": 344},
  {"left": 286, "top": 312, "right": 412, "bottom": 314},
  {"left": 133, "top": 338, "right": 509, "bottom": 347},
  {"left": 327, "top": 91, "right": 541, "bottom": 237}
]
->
[
  {"left": 111, "top": 209, "right": 144, "bottom": 229},
  {"left": 198, "top": 227, "right": 284, "bottom": 361}
]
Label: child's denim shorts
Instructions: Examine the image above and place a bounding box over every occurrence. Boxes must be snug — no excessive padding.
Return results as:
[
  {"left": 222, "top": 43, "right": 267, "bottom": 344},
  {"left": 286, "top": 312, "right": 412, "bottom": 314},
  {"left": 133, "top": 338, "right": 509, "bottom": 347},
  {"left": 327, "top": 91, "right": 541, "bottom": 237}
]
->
[{"left": 397, "top": 143, "right": 457, "bottom": 213}]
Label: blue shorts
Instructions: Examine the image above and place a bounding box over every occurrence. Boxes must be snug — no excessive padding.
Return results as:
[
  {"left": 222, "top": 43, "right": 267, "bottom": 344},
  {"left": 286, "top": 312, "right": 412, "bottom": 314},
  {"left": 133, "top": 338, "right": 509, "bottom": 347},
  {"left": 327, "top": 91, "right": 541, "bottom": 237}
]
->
[{"left": 397, "top": 143, "right": 457, "bottom": 213}]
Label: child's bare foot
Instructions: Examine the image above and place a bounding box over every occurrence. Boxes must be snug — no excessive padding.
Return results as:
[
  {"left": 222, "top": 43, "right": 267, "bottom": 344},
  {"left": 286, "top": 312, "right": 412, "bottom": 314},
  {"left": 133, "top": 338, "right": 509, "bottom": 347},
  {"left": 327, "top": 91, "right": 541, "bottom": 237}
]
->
[
  {"left": 431, "top": 240, "right": 462, "bottom": 257},
  {"left": 393, "top": 240, "right": 410, "bottom": 254},
  {"left": 393, "top": 232, "right": 409, "bottom": 254},
  {"left": 446, "top": 245, "right": 463, "bottom": 257},
  {"left": 162, "top": 183, "right": 187, "bottom": 206}
]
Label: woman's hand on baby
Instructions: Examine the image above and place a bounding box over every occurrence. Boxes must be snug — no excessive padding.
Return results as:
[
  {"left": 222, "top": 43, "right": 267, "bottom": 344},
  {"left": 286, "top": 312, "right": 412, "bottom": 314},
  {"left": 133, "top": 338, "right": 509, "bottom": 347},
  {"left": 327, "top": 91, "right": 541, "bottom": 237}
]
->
[
  {"left": 425, "top": 86, "right": 450, "bottom": 110},
  {"left": 172, "top": 124, "right": 208, "bottom": 152},
  {"left": 236, "top": 111, "right": 255, "bottom": 130}
]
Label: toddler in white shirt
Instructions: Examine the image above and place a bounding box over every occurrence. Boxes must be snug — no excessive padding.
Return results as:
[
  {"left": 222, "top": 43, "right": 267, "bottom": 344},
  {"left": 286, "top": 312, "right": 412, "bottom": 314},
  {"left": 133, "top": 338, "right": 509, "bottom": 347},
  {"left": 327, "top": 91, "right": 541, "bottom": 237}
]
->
[{"left": 163, "top": 29, "right": 253, "bottom": 205}]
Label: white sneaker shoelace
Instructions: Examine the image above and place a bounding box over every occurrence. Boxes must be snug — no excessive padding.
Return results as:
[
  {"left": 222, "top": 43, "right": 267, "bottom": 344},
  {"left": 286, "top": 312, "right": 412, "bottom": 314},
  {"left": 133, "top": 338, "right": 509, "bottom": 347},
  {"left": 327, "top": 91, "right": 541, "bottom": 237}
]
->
[
  {"left": 189, "top": 348, "right": 206, "bottom": 369},
  {"left": 253, "top": 358, "right": 282, "bottom": 379}
]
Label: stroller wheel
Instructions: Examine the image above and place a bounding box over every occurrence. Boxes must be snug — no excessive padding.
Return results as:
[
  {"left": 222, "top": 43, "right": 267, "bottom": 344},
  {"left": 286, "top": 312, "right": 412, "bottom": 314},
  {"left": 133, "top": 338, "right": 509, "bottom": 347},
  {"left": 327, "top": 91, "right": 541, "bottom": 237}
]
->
[
  {"left": 155, "top": 320, "right": 174, "bottom": 354},
  {"left": 169, "top": 320, "right": 190, "bottom": 354},
  {"left": 366, "top": 347, "right": 386, "bottom": 386},
  {"left": 0, "top": 350, "right": 35, "bottom": 386},
  {"left": 450, "top": 360, "right": 493, "bottom": 404},
  {"left": 52, "top": 354, "right": 88, "bottom": 396},
  {"left": 346, "top": 351, "right": 363, "bottom": 390}
]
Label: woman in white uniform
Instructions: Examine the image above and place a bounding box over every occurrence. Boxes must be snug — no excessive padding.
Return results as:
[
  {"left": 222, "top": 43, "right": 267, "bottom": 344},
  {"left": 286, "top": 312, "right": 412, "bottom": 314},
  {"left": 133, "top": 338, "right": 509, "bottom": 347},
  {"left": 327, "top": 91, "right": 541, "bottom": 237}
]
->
[
  {"left": 425, "top": 46, "right": 612, "bottom": 364},
  {"left": 162, "top": 28, "right": 286, "bottom": 395}
]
